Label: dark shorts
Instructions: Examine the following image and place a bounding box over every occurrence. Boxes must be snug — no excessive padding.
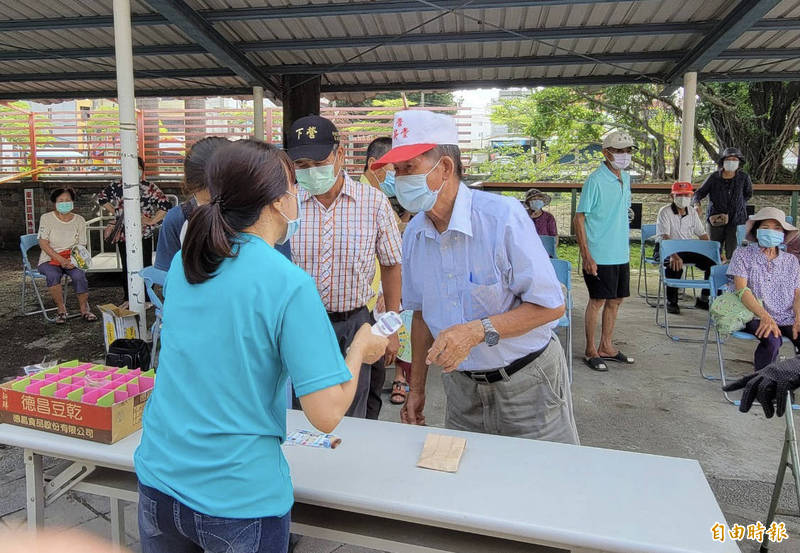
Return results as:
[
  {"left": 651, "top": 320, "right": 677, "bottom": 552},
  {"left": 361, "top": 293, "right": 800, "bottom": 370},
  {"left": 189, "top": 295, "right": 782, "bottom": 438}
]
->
[{"left": 583, "top": 263, "right": 630, "bottom": 300}]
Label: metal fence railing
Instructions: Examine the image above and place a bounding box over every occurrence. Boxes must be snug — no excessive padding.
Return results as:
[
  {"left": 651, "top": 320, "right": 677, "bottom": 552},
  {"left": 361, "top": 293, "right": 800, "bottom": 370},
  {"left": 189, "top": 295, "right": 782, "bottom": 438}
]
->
[{"left": 0, "top": 104, "right": 473, "bottom": 181}]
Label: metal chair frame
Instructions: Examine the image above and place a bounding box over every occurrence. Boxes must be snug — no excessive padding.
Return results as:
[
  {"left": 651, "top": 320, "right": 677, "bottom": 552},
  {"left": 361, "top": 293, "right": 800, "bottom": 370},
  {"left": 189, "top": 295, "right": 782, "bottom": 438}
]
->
[
  {"left": 655, "top": 239, "right": 721, "bottom": 342},
  {"left": 140, "top": 266, "right": 167, "bottom": 370},
  {"left": 20, "top": 234, "right": 74, "bottom": 323}
]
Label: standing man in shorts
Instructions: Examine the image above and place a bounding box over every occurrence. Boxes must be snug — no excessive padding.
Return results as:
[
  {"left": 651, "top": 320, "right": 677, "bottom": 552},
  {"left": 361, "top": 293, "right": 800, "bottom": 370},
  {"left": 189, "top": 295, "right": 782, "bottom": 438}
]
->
[{"left": 574, "top": 131, "right": 636, "bottom": 372}]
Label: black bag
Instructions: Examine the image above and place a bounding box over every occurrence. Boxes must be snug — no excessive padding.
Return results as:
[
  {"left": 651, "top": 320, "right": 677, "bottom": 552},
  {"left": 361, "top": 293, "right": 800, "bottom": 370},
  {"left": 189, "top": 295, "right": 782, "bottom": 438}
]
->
[{"left": 106, "top": 339, "right": 151, "bottom": 371}]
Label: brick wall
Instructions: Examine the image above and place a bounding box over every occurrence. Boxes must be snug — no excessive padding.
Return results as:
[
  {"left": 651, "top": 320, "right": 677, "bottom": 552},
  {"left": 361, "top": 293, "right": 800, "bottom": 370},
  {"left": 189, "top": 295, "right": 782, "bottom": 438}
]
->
[{"left": 0, "top": 180, "right": 182, "bottom": 250}]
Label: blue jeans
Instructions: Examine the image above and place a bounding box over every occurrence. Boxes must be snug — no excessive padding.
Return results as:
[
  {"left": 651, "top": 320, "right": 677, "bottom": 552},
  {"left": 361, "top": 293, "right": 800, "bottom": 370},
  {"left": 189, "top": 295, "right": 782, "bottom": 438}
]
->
[{"left": 138, "top": 483, "right": 290, "bottom": 553}]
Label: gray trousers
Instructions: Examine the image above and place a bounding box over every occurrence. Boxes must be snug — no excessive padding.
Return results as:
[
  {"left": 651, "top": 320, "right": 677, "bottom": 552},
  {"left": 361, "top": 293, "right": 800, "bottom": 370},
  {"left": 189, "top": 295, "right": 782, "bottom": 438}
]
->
[{"left": 441, "top": 336, "right": 580, "bottom": 445}]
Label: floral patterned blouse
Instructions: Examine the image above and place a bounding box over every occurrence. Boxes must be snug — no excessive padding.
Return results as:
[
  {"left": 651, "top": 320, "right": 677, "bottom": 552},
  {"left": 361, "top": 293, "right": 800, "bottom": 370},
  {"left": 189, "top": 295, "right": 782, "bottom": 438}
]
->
[
  {"left": 728, "top": 244, "right": 800, "bottom": 326},
  {"left": 96, "top": 180, "right": 171, "bottom": 241}
]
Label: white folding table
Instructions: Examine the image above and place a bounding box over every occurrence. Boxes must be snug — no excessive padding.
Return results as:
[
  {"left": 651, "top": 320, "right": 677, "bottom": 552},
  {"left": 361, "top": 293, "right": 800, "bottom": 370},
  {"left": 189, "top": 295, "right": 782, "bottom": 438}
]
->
[{"left": 0, "top": 411, "right": 740, "bottom": 553}]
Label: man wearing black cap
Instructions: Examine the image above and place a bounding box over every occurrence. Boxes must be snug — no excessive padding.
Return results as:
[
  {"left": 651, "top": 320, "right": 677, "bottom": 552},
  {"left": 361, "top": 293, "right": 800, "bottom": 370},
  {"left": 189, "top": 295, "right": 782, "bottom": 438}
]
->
[
  {"left": 286, "top": 115, "right": 403, "bottom": 419},
  {"left": 693, "top": 147, "right": 753, "bottom": 265}
]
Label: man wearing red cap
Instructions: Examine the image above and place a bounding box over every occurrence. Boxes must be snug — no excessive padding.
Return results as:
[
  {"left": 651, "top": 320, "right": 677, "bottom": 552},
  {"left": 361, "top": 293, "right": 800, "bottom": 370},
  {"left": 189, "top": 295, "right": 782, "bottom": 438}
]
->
[
  {"left": 656, "top": 182, "right": 712, "bottom": 314},
  {"left": 374, "top": 110, "right": 578, "bottom": 444}
]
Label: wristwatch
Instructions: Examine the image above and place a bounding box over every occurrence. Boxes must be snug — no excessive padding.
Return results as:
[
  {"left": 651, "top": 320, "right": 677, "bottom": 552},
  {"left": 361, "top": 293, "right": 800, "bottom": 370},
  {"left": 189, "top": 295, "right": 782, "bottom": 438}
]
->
[{"left": 481, "top": 318, "right": 500, "bottom": 347}]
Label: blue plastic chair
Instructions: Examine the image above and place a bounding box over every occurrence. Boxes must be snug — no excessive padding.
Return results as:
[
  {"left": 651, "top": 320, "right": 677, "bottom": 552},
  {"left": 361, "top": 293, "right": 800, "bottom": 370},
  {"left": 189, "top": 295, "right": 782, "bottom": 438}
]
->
[
  {"left": 540, "top": 235, "right": 557, "bottom": 258},
  {"left": 655, "top": 239, "right": 721, "bottom": 341},
  {"left": 637, "top": 224, "right": 660, "bottom": 305},
  {"left": 20, "top": 234, "right": 71, "bottom": 322},
  {"left": 736, "top": 224, "right": 747, "bottom": 247},
  {"left": 141, "top": 266, "right": 167, "bottom": 370},
  {"left": 700, "top": 264, "right": 799, "bottom": 409},
  {"left": 550, "top": 258, "right": 572, "bottom": 383},
  {"left": 787, "top": 215, "right": 794, "bottom": 225}
]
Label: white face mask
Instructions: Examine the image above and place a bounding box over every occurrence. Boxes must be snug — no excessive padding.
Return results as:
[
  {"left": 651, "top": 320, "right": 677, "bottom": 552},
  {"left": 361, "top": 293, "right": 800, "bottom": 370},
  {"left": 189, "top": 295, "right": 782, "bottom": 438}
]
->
[
  {"left": 674, "top": 196, "right": 692, "bottom": 209},
  {"left": 723, "top": 160, "right": 739, "bottom": 173},
  {"left": 609, "top": 152, "right": 632, "bottom": 171}
]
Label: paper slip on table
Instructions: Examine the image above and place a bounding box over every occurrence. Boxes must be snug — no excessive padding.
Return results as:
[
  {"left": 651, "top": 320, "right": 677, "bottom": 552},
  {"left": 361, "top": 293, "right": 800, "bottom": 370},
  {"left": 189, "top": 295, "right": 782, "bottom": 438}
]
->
[{"left": 0, "top": 410, "right": 739, "bottom": 553}]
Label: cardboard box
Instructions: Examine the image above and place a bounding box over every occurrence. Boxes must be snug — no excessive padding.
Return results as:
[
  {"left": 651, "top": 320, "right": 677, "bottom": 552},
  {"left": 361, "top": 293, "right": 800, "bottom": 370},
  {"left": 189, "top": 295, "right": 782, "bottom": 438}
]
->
[
  {"left": 0, "top": 360, "right": 154, "bottom": 444},
  {"left": 97, "top": 304, "right": 140, "bottom": 351}
]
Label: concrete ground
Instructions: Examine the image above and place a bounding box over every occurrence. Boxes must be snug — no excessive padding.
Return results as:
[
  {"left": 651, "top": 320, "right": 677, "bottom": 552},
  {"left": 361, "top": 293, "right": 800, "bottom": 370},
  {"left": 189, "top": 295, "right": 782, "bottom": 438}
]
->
[{"left": 1, "top": 264, "right": 799, "bottom": 552}]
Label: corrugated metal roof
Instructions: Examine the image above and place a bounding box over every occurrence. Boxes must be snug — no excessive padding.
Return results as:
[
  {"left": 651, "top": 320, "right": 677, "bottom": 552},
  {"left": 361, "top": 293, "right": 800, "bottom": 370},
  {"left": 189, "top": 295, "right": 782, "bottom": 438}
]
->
[{"left": 0, "top": 0, "right": 797, "bottom": 101}]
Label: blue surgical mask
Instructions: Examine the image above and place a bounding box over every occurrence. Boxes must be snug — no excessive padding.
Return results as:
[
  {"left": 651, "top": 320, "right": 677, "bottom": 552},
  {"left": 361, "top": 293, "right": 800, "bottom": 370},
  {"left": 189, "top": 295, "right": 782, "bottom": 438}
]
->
[
  {"left": 395, "top": 158, "right": 444, "bottom": 213},
  {"left": 379, "top": 170, "right": 396, "bottom": 198},
  {"left": 56, "top": 201, "right": 73, "bottom": 214},
  {"left": 756, "top": 228, "right": 784, "bottom": 248},
  {"left": 529, "top": 199, "right": 545, "bottom": 211},
  {"left": 295, "top": 164, "right": 338, "bottom": 196},
  {"left": 277, "top": 192, "right": 301, "bottom": 245}
]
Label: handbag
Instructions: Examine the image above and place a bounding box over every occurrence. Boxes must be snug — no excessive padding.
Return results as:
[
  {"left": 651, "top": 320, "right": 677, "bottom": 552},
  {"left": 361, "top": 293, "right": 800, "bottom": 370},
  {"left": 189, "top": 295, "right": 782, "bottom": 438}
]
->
[
  {"left": 709, "top": 213, "right": 729, "bottom": 227},
  {"left": 710, "top": 287, "right": 761, "bottom": 336},
  {"left": 106, "top": 338, "right": 151, "bottom": 371}
]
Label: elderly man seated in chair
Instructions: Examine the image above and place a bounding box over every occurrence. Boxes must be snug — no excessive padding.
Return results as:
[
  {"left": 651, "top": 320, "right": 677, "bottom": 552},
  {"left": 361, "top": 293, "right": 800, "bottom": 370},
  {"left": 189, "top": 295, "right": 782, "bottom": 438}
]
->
[{"left": 656, "top": 182, "right": 712, "bottom": 315}]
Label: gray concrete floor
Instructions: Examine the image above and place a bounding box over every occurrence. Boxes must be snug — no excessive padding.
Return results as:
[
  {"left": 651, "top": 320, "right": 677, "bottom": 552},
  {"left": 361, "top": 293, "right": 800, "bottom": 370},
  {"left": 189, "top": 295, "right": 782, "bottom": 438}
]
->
[{"left": 2, "top": 267, "right": 799, "bottom": 552}]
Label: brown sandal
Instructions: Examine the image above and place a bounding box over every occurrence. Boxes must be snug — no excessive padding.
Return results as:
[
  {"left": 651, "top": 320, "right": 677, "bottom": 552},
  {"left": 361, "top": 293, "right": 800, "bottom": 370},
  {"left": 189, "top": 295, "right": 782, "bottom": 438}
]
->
[
  {"left": 390, "top": 380, "right": 408, "bottom": 405},
  {"left": 81, "top": 311, "right": 98, "bottom": 322},
  {"left": 55, "top": 312, "right": 67, "bottom": 324}
]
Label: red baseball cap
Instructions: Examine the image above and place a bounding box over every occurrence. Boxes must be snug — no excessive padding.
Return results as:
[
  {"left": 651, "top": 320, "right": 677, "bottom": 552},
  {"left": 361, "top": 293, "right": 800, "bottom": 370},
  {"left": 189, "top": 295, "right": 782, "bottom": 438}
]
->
[{"left": 671, "top": 182, "right": 693, "bottom": 195}]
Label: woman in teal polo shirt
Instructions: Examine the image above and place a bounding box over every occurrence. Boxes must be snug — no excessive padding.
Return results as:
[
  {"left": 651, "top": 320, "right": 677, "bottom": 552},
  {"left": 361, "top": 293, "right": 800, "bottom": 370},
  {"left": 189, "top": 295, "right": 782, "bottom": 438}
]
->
[{"left": 134, "top": 140, "right": 387, "bottom": 553}]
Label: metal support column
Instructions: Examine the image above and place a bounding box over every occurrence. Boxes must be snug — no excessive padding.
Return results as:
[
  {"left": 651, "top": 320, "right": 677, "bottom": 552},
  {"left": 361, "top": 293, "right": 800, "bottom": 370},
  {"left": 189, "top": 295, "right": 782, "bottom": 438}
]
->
[
  {"left": 678, "top": 72, "right": 697, "bottom": 183},
  {"left": 113, "top": 0, "right": 147, "bottom": 337},
  {"left": 253, "top": 85, "right": 264, "bottom": 141}
]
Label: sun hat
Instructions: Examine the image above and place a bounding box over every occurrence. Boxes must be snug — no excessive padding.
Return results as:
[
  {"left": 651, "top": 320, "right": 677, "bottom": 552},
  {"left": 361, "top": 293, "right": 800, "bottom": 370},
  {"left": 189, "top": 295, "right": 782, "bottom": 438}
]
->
[
  {"left": 525, "top": 188, "right": 551, "bottom": 206},
  {"left": 744, "top": 207, "right": 798, "bottom": 243}
]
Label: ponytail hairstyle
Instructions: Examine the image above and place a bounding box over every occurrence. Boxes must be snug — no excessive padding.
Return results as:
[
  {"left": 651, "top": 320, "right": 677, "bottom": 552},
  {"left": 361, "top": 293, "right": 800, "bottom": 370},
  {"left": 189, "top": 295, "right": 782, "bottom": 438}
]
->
[
  {"left": 183, "top": 136, "right": 230, "bottom": 196},
  {"left": 182, "top": 140, "right": 296, "bottom": 284}
]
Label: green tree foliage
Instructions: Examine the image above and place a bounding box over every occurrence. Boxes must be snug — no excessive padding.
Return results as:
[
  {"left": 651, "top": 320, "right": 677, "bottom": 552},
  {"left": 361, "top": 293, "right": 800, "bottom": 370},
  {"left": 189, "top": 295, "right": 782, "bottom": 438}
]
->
[{"left": 697, "top": 82, "right": 800, "bottom": 183}]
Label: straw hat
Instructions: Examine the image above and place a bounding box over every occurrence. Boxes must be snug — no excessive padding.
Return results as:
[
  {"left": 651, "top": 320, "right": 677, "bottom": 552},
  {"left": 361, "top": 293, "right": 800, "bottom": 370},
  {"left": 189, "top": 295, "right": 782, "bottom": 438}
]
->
[
  {"left": 525, "top": 188, "right": 551, "bottom": 206},
  {"left": 744, "top": 207, "right": 798, "bottom": 243}
]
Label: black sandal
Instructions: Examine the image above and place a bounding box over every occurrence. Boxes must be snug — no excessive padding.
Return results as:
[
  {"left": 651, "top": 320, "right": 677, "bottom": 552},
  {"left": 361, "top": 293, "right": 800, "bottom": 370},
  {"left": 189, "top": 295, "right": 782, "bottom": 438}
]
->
[
  {"left": 81, "top": 311, "right": 98, "bottom": 322},
  {"left": 584, "top": 357, "right": 608, "bottom": 372},
  {"left": 55, "top": 312, "right": 67, "bottom": 324},
  {"left": 601, "top": 351, "right": 635, "bottom": 364},
  {"left": 390, "top": 380, "right": 408, "bottom": 404}
]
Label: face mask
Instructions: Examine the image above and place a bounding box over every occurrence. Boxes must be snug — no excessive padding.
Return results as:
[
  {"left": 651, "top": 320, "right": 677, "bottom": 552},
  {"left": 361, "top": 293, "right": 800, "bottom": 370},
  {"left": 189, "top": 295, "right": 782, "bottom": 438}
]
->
[
  {"left": 756, "top": 228, "right": 784, "bottom": 248},
  {"left": 529, "top": 199, "right": 545, "bottom": 211},
  {"left": 56, "top": 201, "right": 73, "bottom": 214},
  {"left": 379, "top": 170, "right": 396, "bottom": 198},
  {"left": 277, "top": 192, "right": 302, "bottom": 245},
  {"left": 723, "top": 160, "right": 739, "bottom": 173},
  {"left": 610, "top": 153, "right": 632, "bottom": 171},
  {"left": 395, "top": 158, "right": 444, "bottom": 213},
  {"left": 295, "top": 163, "right": 338, "bottom": 196},
  {"left": 674, "top": 196, "right": 692, "bottom": 209}
]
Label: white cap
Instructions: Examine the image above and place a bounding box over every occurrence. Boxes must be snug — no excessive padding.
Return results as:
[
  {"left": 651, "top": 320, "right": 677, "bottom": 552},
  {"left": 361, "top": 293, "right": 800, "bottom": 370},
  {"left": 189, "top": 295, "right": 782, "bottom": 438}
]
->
[
  {"left": 602, "top": 130, "right": 636, "bottom": 150},
  {"left": 373, "top": 110, "right": 459, "bottom": 169}
]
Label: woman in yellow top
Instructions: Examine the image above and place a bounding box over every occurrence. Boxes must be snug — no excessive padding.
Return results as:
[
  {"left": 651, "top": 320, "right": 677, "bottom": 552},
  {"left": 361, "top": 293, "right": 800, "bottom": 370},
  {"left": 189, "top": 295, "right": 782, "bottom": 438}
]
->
[{"left": 36, "top": 188, "right": 97, "bottom": 323}]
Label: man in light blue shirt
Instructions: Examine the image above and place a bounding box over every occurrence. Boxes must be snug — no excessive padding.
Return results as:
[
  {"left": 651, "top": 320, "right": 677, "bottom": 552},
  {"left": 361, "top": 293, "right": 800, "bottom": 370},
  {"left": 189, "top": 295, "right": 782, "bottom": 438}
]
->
[
  {"left": 574, "top": 131, "right": 636, "bottom": 373},
  {"left": 372, "top": 110, "right": 579, "bottom": 444}
]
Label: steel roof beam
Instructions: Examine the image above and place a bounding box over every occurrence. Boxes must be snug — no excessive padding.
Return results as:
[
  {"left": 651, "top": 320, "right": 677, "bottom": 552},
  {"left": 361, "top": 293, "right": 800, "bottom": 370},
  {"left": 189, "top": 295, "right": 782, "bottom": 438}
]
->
[
  {"left": 4, "top": 47, "right": 800, "bottom": 82},
  {"left": 3, "top": 71, "right": 800, "bottom": 101},
  {"left": 664, "top": 0, "right": 783, "bottom": 82},
  {"left": 0, "top": 21, "right": 716, "bottom": 62},
  {"left": 0, "top": 1, "right": 624, "bottom": 31},
  {"left": 142, "top": 0, "right": 280, "bottom": 95}
]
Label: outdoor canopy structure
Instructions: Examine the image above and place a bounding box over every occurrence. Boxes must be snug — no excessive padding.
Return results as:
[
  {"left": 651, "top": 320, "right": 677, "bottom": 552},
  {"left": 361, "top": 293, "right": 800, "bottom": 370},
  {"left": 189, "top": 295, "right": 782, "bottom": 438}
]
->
[{"left": 1, "top": 0, "right": 799, "bottom": 330}]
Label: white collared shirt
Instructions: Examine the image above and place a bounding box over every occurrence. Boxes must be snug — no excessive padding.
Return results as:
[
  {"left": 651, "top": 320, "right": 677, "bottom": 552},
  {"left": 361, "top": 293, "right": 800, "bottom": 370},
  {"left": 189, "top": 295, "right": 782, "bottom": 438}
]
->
[
  {"left": 402, "top": 183, "right": 564, "bottom": 371},
  {"left": 656, "top": 203, "right": 707, "bottom": 241}
]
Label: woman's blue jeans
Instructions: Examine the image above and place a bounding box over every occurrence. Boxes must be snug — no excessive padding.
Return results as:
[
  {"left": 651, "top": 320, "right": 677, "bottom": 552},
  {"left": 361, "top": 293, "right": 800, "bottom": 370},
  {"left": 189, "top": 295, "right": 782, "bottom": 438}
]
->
[{"left": 138, "top": 483, "right": 290, "bottom": 553}]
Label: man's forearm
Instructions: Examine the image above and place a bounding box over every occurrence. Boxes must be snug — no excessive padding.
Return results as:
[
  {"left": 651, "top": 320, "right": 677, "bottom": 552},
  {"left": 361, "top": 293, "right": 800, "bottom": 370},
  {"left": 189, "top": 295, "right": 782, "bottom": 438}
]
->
[
  {"left": 574, "top": 215, "right": 590, "bottom": 257},
  {"left": 488, "top": 302, "right": 565, "bottom": 340},
  {"left": 410, "top": 311, "right": 433, "bottom": 391},
  {"left": 379, "top": 263, "right": 402, "bottom": 312}
]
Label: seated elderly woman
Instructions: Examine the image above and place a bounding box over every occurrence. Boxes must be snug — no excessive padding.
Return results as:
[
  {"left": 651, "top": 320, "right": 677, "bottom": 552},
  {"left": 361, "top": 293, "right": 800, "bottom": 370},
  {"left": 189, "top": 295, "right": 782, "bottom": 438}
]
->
[
  {"left": 37, "top": 188, "right": 97, "bottom": 324},
  {"left": 728, "top": 207, "right": 800, "bottom": 370}
]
